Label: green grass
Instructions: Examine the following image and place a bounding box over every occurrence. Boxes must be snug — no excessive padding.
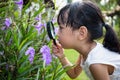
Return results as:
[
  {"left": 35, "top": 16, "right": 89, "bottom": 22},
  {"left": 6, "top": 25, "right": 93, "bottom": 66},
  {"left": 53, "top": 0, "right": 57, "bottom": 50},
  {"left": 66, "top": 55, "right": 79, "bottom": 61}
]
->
[{"left": 63, "top": 49, "right": 89, "bottom": 80}]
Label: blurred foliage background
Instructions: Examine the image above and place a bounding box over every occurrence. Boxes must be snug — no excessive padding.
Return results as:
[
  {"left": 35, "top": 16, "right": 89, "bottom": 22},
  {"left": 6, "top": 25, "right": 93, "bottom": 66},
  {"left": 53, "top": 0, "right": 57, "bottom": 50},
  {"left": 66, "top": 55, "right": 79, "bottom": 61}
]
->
[
  {"left": 68, "top": 0, "right": 120, "bottom": 39},
  {"left": 0, "top": 0, "right": 120, "bottom": 80}
]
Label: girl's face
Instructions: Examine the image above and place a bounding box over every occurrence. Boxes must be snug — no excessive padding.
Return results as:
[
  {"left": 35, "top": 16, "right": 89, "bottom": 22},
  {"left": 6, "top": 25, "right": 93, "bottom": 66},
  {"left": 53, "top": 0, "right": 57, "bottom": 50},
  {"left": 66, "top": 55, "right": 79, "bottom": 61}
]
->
[{"left": 57, "top": 24, "right": 78, "bottom": 49}]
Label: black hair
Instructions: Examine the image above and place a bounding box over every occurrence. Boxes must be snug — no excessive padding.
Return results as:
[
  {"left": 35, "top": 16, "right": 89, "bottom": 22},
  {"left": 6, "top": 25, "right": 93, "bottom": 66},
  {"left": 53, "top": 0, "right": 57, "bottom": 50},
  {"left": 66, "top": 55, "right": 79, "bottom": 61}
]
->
[{"left": 57, "top": 1, "right": 120, "bottom": 53}]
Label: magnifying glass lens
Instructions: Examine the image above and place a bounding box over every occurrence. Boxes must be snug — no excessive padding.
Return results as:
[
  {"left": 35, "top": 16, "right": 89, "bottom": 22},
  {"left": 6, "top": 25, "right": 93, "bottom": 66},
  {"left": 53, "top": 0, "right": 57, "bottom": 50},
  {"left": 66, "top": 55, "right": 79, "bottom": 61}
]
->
[{"left": 47, "top": 21, "right": 57, "bottom": 45}]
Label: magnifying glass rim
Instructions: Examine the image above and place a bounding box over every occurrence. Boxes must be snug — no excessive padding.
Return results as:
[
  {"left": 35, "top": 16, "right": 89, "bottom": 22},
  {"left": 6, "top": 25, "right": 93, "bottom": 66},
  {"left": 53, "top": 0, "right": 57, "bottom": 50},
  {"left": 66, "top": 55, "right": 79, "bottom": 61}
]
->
[{"left": 47, "top": 21, "right": 56, "bottom": 39}]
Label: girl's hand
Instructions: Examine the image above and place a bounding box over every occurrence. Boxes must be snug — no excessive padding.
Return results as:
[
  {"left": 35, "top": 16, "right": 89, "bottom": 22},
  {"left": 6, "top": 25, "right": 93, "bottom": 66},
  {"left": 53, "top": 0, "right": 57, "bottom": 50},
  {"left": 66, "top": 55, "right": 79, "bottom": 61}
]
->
[{"left": 52, "top": 41, "right": 65, "bottom": 59}]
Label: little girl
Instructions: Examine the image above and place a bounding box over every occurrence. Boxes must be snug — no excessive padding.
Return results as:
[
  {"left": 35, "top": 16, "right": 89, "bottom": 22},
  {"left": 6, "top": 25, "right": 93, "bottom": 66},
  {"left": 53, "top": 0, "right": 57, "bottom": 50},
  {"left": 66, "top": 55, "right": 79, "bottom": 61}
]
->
[{"left": 52, "top": 1, "right": 120, "bottom": 80}]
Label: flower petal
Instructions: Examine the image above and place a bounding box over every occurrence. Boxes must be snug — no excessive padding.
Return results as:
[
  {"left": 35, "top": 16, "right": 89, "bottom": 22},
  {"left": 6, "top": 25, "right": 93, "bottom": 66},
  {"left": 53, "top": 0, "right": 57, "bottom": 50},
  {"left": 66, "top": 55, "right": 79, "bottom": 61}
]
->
[
  {"left": 4, "top": 18, "right": 11, "bottom": 27},
  {"left": 40, "top": 45, "right": 52, "bottom": 65}
]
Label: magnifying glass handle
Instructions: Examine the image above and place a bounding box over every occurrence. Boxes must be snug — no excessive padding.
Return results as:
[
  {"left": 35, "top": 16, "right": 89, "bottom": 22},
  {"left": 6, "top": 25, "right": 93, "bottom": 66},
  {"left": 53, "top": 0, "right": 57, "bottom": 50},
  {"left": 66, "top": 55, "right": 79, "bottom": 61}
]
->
[{"left": 53, "top": 39, "right": 57, "bottom": 46}]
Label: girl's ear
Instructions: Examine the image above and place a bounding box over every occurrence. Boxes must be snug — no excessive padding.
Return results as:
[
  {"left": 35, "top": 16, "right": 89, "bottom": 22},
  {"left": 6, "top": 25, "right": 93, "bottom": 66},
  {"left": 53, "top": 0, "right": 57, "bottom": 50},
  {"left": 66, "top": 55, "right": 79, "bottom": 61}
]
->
[{"left": 78, "top": 26, "right": 88, "bottom": 40}]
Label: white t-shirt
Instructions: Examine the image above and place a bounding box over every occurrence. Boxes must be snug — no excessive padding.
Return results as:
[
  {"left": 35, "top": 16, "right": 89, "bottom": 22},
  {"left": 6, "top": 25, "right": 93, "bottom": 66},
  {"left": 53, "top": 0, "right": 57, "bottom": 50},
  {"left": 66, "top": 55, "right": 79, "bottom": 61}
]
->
[{"left": 81, "top": 42, "right": 120, "bottom": 80}]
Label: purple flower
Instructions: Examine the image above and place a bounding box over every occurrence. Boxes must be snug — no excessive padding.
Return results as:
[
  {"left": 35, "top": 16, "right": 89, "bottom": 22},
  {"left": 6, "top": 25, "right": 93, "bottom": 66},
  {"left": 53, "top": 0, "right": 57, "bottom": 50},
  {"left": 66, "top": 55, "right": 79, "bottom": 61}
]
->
[
  {"left": 15, "top": 0, "right": 23, "bottom": 10},
  {"left": 35, "top": 15, "right": 41, "bottom": 21},
  {"left": 40, "top": 45, "right": 52, "bottom": 65},
  {"left": 1, "top": 26, "right": 6, "bottom": 30},
  {"left": 4, "top": 18, "right": 11, "bottom": 28},
  {"left": 52, "top": 18, "right": 57, "bottom": 23},
  {"left": 25, "top": 47, "right": 35, "bottom": 64},
  {"left": 35, "top": 16, "right": 40, "bottom": 21},
  {"left": 35, "top": 22, "right": 44, "bottom": 34},
  {"left": 43, "top": 23, "right": 46, "bottom": 27},
  {"left": 55, "top": 27, "right": 58, "bottom": 35}
]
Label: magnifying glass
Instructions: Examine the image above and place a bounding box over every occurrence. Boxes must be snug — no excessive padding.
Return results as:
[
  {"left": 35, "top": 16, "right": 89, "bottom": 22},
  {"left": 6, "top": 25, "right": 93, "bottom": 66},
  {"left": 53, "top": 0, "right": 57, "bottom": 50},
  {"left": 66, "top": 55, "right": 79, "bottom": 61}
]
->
[{"left": 47, "top": 21, "right": 57, "bottom": 45}]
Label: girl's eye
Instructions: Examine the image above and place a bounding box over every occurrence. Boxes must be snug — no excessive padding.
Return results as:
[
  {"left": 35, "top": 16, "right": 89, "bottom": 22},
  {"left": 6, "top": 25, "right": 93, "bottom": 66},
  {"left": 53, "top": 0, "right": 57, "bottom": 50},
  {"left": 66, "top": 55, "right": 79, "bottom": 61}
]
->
[
  {"left": 59, "top": 26, "right": 64, "bottom": 29},
  {"left": 60, "top": 27, "right": 63, "bottom": 29}
]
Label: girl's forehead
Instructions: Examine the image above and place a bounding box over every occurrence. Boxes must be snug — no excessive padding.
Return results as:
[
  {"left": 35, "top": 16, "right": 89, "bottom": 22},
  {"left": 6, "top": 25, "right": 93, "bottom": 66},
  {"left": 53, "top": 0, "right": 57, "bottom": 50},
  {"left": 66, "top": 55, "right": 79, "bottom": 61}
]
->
[{"left": 58, "top": 9, "right": 69, "bottom": 25}]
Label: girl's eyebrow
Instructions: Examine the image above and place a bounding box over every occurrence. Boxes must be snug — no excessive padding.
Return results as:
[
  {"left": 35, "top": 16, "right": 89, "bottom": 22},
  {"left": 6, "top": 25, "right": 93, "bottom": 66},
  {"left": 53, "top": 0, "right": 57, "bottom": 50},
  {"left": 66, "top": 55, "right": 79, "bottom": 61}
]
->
[{"left": 59, "top": 25, "right": 62, "bottom": 27}]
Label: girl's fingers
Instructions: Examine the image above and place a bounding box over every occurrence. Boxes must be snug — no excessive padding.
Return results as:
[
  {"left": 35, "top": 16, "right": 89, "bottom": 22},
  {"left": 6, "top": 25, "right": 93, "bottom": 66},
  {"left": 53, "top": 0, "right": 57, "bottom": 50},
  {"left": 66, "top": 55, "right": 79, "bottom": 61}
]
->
[
  {"left": 52, "top": 40, "right": 62, "bottom": 48},
  {"left": 53, "top": 50, "right": 58, "bottom": 54},
  {"left": 52, "top": 45, "right": 58, "bottom": 51},
  {"left": 52, "top": 45, "right": 58, "bottom": 53},
  {"left": 52, "top": 40, "right": 64, "bottom": 57}
]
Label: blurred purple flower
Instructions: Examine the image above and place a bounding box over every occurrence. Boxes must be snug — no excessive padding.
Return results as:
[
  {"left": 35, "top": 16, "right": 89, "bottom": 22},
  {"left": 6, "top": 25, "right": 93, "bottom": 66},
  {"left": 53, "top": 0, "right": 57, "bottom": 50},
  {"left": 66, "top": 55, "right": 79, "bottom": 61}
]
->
[
  {"left": 52, "top": 18, "right": 57, "bottom": 23},
  {"left": 35, "top": 22, "right": 44, "bottom": 34},
  {"left": 43, "top": 23, "right": 46, "bottom": 27},
  {"left": 4, "top": 18, "right": 11, "bottom": 28},
  {"left": 35, "top": 15, "right": 41, "bottom": 21},
  {"left": 1, "top": 26, "right": 6, "bottom": 30},
  {"left": 25, "top": 47, "right": 35, "bottom": 64},
  {"left": 15, "top": 0, "right": 23, "bottom": 10},
  {"left": 35, "top": 16, "right": 40, "bottom": 21},
  {"left": 40, "top": 45, "right": 52, "bottom": 65},
  {"left": 54, "top": 27, "right": 58, "bottom": 35}
]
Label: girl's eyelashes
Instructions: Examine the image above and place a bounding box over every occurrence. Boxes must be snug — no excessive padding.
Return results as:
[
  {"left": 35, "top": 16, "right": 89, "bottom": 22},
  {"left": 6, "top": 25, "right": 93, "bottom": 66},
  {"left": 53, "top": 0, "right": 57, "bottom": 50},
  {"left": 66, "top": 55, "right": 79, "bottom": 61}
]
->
[{"left": 59, "top": 26, "right": 64, "bottom": 29}]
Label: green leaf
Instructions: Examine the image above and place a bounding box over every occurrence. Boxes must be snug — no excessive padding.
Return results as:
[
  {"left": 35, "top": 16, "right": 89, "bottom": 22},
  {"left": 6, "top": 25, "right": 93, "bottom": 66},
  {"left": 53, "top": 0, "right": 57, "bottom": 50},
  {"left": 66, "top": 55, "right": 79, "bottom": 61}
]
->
[
  {"left": 33, "top": 5, "right": 45, "bottom": 17},
  {"left": 0, "top": 62, "right": 6, "bottom": 66},
  {"left": 12, "top": 30, "right": 19, "bottom": 48},
  {"left": 0, "top": 6, "right": 7, "bottom": 12},
  {"left": 35, "top": 68, "right": 40, "bottom": 80},
  {"left": 18, "top": 65, "right": 41, "bottom": 77},
  {"left": 17, "top": 77, "right": 35, "bottom": 80},
  {"left": 55, "top": 66, "right": 74, "bottom": 79},
  {"left": 5, "top": 30, "right": 12, "bottom": 43},
  {"left": 18, "top": 41, "right": 33, "bottom": 60},
  {"left": 18, "top": 58, "right": 29, "bottom": 73},
  {"left": 22, "top": 1, "right": 31, "bottom": 15},
  {"left": 25, "top": 26, "right": 35, "bottom": 37},
  {"left": 14, "top": 11, "right": 19, "bottom": 18},
  {"left": 17, "top": 27, "right": 23, "bottom": 47},
  {"left": 18, "top": 32, "right": 36, "bottom": 51}
]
